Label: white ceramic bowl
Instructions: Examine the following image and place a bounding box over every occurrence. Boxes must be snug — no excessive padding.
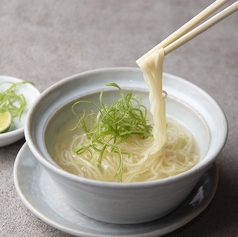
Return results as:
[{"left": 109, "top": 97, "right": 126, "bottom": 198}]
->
[
  {"left": 25, "top": 68, "right": 228, "bottom": 224},
  {"left": 0, "top": 76, "right": 40, "bottom": 147}
]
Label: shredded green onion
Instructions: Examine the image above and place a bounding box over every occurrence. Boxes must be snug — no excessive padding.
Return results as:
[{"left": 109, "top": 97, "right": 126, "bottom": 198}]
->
[
  {"left": 71, "top": 83, "right": 152, "bottom": 182},
  {"left": 0, "top": 81, "right": 32, "bottom": 121}
]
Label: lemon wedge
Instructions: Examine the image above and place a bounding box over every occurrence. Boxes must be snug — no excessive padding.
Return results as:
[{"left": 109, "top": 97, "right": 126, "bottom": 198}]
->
[{"left": 0, "top": 110, "right": 12, "bottom": 133}]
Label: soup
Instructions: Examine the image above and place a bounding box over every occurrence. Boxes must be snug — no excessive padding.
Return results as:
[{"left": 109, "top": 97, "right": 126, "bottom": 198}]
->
[{"left": 50, "top": 115, "right": 199, "bottom": 183}]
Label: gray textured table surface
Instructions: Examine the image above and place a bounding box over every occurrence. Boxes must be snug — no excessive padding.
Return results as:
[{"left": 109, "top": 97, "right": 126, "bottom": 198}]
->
[{"left": 1, "top": 0, "right": 238, "bottom": 236}]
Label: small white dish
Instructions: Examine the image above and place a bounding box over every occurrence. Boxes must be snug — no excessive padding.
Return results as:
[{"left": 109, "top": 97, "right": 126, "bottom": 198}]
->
[
  {"left": 14, "top": 143, "right": 218, "bottom": 237},
  {"left": 0, "top": 75, "right": 40, "bottom": 147}
]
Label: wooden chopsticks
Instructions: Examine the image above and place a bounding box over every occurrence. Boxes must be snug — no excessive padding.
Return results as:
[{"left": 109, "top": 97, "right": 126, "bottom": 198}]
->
[{"left": 136, "top": 0, "right": 238, "bottom": 64}]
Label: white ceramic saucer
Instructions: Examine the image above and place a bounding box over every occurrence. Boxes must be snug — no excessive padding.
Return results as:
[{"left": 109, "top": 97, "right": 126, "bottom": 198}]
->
[
  {"left": 14, "top": 143, "right": 218, "bottom": 237},
  {"left": 0, "top": 76, "right": 40, "bottom": 146}
]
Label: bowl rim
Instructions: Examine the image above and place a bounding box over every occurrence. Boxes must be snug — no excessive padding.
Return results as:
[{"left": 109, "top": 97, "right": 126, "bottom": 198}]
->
[{"left": 25, "top": 67, "right": 228, "bottom": 188}]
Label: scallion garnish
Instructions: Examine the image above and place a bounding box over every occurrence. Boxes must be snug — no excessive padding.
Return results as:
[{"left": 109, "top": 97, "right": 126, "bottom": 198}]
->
[
  {"left": 71, "top": 83, "right": 153, "bottom": 182},
  {"left": 0, "top": 81, "right": 32, "bottom": 121}
]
